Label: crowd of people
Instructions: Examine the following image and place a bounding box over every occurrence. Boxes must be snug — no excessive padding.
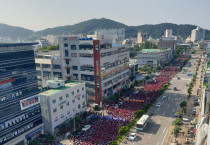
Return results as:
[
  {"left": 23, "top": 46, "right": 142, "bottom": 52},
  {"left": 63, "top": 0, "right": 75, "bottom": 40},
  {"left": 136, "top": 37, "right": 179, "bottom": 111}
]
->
[{"left": 71, "top": 54, "right": 190, "bottom": 145}]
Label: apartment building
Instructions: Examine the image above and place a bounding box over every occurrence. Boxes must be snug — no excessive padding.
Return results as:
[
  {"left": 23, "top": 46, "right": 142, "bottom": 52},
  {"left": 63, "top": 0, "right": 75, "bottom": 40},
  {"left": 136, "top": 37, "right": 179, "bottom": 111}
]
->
[
  {"left": 40, "top": 79, "right": 86, "bottom": 134},
  {"left": 0, "top": 43, "right": 43, "bottom": 145},
  {"left": 191, "top": 27, "right": 205, "bottom": 42},
  {"left": 35, "top": 51, "right": 62, "bottom": 87},
  {"left": 59, "top": 37, "right": 130, "bottom": 104}
]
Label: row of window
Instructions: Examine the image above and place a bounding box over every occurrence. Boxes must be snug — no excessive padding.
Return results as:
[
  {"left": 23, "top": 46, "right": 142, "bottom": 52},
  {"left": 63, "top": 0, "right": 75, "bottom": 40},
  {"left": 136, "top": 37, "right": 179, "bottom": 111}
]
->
[
  {"left": 53, "top": 101, "right": 86, "bottom": 113},
  {"left": 35, "top": 63, "right": 61, "bottom": 69}
]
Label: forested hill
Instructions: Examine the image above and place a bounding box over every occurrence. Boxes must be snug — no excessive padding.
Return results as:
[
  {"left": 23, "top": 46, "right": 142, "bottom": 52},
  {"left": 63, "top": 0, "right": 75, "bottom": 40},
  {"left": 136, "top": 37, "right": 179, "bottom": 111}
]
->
[
  {"left": 34, "top": 18, "right": 210, "bottom": 39},
  {"left": 0, "top": 23, "right": 33, "bottom": 40},
  {"left": 1, "top": 18, "right": 210, "bottom": 40}
]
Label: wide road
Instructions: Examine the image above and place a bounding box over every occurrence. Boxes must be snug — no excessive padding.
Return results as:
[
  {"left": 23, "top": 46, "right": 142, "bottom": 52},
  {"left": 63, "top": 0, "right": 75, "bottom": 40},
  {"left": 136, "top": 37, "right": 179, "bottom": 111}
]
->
[{"left": 121, "top": 54, "right": 200, "bottom": 145}]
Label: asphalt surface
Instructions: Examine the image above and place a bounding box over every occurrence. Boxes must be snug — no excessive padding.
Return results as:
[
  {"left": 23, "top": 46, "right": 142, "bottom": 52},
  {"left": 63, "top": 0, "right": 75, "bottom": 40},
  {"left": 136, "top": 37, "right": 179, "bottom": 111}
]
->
[{"left": 121, "top": 54, "right": 201, "bottom": 145}]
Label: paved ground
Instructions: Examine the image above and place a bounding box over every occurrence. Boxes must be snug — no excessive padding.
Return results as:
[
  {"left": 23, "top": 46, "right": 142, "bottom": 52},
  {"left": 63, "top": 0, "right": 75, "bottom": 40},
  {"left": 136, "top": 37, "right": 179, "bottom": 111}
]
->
[{"left": 121, "top": 54, "right": 201, "bottom": 145}]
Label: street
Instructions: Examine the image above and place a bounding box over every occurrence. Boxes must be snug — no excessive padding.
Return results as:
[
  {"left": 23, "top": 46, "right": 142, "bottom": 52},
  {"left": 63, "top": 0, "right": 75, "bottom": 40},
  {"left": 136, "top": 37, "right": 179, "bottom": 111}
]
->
[{"left": 121, "top": 55, "right": 200, "bottom": 145}]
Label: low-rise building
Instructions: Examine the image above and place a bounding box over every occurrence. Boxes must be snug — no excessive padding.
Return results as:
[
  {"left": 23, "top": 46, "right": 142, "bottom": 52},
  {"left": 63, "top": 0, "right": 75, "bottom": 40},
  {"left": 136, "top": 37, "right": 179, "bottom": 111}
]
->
[
  {"left": 40, "top": 79, "right": 86, "bottom": 134},
  {"left": 137, "top": 49, "right": 173, "bottom": 68}
]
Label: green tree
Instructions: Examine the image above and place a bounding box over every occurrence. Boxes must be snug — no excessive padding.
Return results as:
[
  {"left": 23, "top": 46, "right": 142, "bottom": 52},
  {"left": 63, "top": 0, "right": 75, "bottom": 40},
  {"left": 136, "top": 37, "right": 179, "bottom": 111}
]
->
[
  {"left": 179, "top": 101, "right": 187, "bottom": 108},
  {"left": 172, "top": 118, "right": 182, "bottom": 126},
  {"left": 134, "top": 110, "right": 145, "bottom": 119},
  {"left": 75, "top": 116, "right": 82, "bottom": 125},
  {"left": 46, "top": 133, "right": 55, "bottom": 144},
  {"left": 94, "top": 105, "right": 100, "bottom": 111},
  {"left": 29, "top": 140, "right": 41, "bottom": 145},
  {"left": 173, "top": 125, "right": 182, "bottom": 137},
  {"left": 118, "top": 126, "right": 129, "bottom": 135}
]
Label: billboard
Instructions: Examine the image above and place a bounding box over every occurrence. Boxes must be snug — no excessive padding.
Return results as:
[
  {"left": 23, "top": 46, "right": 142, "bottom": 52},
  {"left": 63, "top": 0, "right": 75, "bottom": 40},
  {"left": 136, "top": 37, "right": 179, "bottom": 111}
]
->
[{"left": 20, "top": 94, "right": 40, "bottom": 110}]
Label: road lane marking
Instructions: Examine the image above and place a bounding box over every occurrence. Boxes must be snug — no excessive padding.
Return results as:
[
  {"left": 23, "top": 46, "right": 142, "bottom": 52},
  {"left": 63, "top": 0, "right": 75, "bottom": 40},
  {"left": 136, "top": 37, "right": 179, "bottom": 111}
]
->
[
  {"left": 162, "top": 128, "right": 166, "bottom": 133},
  {"left": 161, "top": 130, "right": 169, "bottom": 145},
  {"left": 163, "top": 111, "right": 166, "bottom": 116},
  {"left": 173, "top": 108, "right": 175, "bottom": 112},
  {"left": 158, "top": 120, "right": 160, "bottom": 124}
]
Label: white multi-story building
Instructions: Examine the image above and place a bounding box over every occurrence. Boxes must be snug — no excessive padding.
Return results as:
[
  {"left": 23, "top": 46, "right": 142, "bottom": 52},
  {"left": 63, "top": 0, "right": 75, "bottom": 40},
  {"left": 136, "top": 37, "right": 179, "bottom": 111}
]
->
[
  {"left": 94, "top": 28, "right": 125, "bottom": 43},
  {"left": 191, "top": 27, "right": 205, "bottom": 42},
  {"left": 137, "top": 49, "right": 173, "bottom": 68},
  {"left": 164, "top": 29, "right": 173, "bottom": 37},
  {"left": 59, "top": 36, "right": 130, "bottom": 103},
  {"left": 46, "top": 35, "right": 59, "bottom": 45},
  {"left": 40, "top": 79, "right": 86, "bottom": 134},
  {"left": 35, "top": 51, "right": 62, "bottom": 87},
  {"left": 137, "top": 32, "right": 147, "bottom": 44}
]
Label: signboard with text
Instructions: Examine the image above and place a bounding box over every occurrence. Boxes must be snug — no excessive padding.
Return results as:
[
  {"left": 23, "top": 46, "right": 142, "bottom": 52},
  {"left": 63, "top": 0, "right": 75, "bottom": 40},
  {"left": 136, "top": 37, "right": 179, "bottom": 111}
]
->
[{"left": 20, "top": 94, "right": 40, "bottom": 110}]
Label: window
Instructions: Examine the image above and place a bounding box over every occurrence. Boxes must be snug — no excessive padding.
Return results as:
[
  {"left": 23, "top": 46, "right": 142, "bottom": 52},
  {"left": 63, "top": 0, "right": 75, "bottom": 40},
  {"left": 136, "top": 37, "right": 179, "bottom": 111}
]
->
[
  {"left": 53, "top": 108, "right": 57, "bottom": 113},
  {"left": 66, "top": 102, "right": 70, "bottom": 106},
  {"left": 82, "top": 95, "right": 85, "bottom": 98},
  {"left": 59, "top": 96, "right": 63, "bottom": 101},
  {"left": 72, "top": 66, "right": 78, "bottom": 70},
  {"left": 72, "top": 99, "right": 75, "bottom": 103},
  {"left": 64, "top": 43, "right": 68, "bottom": 47},
  {"left": 67, "top": 68, "right": 70, "bottom": 74},
  {"left": 52, "top": 99, "right": 56, "bottom": 104},
  {"left": 77, "top": 89, "right": 80, "bottom": 93},
  {"left": 82, "top": 87, "right": 84, "bottom": 91},
  {"left": 78, "top": 104, "right": 81, "bottom": 109},
  {"left": 42, "top": 64, "right": 51, "bottom": 68},
  {"left": 60, "top": 105, "right": 63, "bottom": 109},
  {"left": 53, "top": 65, "right": 61, "bottom": 69},
  {"left": 66, "top": 59, "right": 69, "bottom": 65},
  {"left": 78, "top": 97, "right": 80, "bottom": 100},
  {"left": 71, "top": 45, "right": 76, "bottom": 50},
  {"left": 73, "top": 74, "right": 78, "bottom": 80},
  {"left": 66, "top": 94, "right": 69, "bottom": 98},
  {"left": 83, "top": 102, "right": 85, "bottom": 106},
  {"left": 72, "top": 91, "right": 74, "bottom": 95},
  {"left": 35, "top": 63, "right": 40, "bottom": 67},
  {"left": 71, "top": 53, "right": 77, "bottom": 57},
  {"left": 65, "top": 50, "right": 69, "bottom": 57}
]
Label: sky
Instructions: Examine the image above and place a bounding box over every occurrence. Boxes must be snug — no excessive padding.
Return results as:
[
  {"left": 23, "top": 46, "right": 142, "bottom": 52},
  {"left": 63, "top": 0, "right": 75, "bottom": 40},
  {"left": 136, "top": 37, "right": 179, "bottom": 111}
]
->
[{"left": 0, "top": 0, "right": 209, "bottom": 31}]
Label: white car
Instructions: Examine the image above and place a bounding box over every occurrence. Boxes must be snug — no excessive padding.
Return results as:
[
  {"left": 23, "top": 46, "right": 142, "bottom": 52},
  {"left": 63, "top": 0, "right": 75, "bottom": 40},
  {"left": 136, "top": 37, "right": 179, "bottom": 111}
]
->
[
  {"left": 128, "top": 133, "right": 137, "bottom": 141},
  {"left": 162, "top": 94, "right": 167, "bottom": 99},
  {"left": 82, "top": 125, "right": 91, "bottom": 131},
  {"left": 156, "top": 103, "right": 161, "bottom": 108}
]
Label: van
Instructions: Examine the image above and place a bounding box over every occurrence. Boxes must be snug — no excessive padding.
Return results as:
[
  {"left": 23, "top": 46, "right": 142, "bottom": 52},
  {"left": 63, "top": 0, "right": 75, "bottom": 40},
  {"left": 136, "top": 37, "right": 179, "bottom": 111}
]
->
[{"left": 182, "top": 118, "right": 190, "bottom": 124}]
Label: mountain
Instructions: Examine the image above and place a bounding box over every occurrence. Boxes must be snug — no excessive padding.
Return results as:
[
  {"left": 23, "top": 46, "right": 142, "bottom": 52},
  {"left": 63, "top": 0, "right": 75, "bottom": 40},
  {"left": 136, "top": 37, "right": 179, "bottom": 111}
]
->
[
  {"left": 34, "top": 18, "right": 210, "bottom": 39},
  {"left": 1, "top": 18, "right": 210, "bottom": 40},
  {"left": 34, "top": 18, "right": 136, "bottom": 37},
  {"left": 0, "top": 23, "right": 33, "bottom": 40}
]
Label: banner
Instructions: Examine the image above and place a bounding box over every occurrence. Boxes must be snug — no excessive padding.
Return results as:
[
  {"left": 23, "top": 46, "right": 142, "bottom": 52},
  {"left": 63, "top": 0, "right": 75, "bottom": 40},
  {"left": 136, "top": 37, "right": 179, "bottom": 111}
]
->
[{"left": 20, "top": 94, "right": 40, "bottom": 110}]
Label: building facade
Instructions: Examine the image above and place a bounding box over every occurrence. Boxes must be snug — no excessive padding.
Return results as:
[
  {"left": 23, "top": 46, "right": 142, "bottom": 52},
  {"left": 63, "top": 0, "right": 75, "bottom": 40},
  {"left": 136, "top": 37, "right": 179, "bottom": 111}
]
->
[
  {"left": 164, "top": 29, "right": 173, "bottom": 37},
  {"left": 191, "top": 27, "right": 205, "bottom": 42},
  {"left": 40, "top": 80, "right": 86, "bottom": 134},
  {"left": 35, "top": 51, "right": 62, "bottom": 87},
  {"left": 59, "top": 37, "right": 130, "bottom": 103},
  {"left": 0, "top": 43, "right": 43, "bottom": 145},
  {"left": 137, "top": 32, "right": 147, "bottom": 44},
  {"left": 137, "top": 49, "right": 173, "bottom": 68}
]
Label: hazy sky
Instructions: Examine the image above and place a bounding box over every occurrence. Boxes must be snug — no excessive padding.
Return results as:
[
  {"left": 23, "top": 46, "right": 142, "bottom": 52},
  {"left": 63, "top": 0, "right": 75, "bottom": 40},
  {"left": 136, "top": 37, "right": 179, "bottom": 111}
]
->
[{"left": 0, "top": 0, "right": 209, "bottom": 31}]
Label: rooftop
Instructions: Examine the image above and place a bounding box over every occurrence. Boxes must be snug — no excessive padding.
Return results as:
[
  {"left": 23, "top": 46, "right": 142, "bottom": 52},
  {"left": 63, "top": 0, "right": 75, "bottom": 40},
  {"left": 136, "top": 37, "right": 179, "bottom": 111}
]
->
[
  {"left": 0, "top": 42, "right": 38, "bottom": 47},
  {"left": 40, "top": 80, "right": 82, "bottom": 96},
  {"left": 141, "top": 49, "right": 166, "bottom": 53}
]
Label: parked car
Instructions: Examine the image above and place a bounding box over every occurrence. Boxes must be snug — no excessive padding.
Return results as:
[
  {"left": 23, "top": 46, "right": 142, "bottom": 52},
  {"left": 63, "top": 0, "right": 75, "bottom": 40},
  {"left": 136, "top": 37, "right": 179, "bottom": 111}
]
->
[
  {"left": 192, "top": 107, "right": 196, "bottom": 115},
  {"left": 128, "top": 133, "right": 137, "bottom": 141},
  {"left": 156, "top": 103, "right": 161, "bottom": 108},
  {"left": 173, "top": 87, "right": 177, "bottom": 91},
  {"left": 148, "top": 111, "right": 154, "bottom": 116},
  {"left": 82, "top": 125, "right": 91, "bottom": 131}
]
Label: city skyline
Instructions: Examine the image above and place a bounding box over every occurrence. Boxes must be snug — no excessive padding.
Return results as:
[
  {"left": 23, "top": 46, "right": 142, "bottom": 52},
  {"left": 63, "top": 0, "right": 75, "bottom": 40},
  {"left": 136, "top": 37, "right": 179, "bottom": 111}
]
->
[{"left": 0, "top": 0, "right": 209, "bottom": 31}]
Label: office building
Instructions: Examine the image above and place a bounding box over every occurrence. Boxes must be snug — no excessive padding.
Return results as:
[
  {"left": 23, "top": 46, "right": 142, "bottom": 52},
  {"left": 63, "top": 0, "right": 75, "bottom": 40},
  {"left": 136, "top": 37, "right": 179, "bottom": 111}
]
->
[
  {"left": 0, "top": 43, "right": 43, "bottom": 145},
  {"left": 35, "top": 51, "right": 62, "bottom": 87},
  {"left": 59, "top": 37, "right": 130, "bottom": 104},
  {"left": 40, "top": 79, "right": 86, "bottom": 134},
  {"left": 137, "top": 32, "right": 147, "bottom": 44},
  {"left": 191, "top": 27, "right": 205, "bottom": 42}
]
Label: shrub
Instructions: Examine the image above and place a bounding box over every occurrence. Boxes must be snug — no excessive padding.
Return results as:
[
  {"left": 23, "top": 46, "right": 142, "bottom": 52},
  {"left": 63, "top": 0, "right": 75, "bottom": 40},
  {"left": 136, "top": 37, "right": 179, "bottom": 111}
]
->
[{"left": 134, "top": 110, "right": 145, "bottom": 119}]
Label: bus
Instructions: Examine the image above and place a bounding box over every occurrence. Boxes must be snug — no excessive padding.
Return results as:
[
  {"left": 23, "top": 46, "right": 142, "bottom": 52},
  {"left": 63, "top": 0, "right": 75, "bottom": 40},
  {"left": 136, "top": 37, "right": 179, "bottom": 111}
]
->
[{"left": 136, "top": 115, "right": 149, "bottom": 131}]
